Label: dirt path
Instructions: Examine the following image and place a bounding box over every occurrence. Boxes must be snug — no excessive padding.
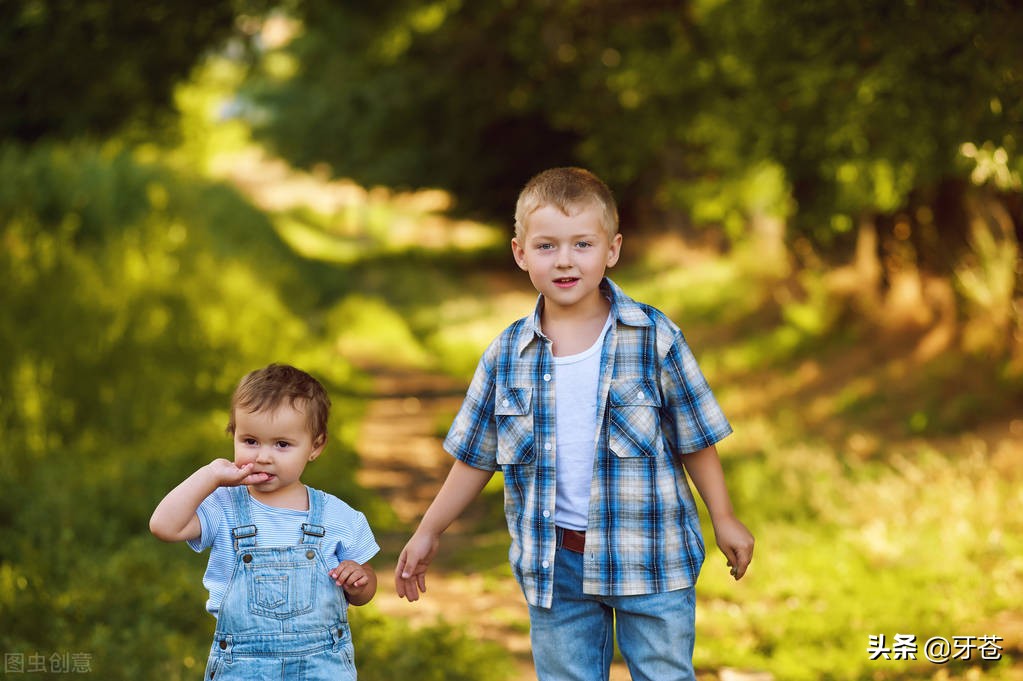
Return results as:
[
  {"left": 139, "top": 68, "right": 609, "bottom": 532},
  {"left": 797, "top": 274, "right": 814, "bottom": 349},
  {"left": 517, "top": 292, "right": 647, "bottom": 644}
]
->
[{"left": 353, "top": 366, "right": 538, "bottom": 680}]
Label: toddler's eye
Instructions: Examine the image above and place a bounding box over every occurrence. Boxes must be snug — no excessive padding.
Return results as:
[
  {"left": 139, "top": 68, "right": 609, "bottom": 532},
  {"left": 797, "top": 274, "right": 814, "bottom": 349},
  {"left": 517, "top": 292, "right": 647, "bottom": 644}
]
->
[{"left": 275, "top": 441, "right": 291, "bottom": 449}]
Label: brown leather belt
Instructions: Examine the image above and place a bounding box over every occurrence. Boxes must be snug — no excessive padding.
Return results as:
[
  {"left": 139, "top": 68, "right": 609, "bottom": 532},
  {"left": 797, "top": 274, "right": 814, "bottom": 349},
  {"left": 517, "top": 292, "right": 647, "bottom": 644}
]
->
[{"left": 558, "top": 527, "right": 586, "bottom": 554}]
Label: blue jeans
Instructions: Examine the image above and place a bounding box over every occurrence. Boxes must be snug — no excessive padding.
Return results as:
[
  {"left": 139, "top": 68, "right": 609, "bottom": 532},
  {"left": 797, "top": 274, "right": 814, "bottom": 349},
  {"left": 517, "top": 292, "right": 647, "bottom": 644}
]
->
[{"left": 527, "top": 534, "right": 696, "bottom": 681}]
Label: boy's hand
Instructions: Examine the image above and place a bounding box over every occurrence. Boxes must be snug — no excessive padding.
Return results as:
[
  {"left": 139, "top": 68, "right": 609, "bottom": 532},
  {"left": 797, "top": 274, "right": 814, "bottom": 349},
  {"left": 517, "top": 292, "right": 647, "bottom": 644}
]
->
[
  {"left": 394, "top": 531, "right": 439, "bottom": 602},
  {"left": 206, "top": 458, "right": 270, "bottom": 487},
  {"left": 330, "top": 560, "right": 377, "bottom": 606},
  {"left": 713, "top": 515, "right": 754, "bottom": 580}
]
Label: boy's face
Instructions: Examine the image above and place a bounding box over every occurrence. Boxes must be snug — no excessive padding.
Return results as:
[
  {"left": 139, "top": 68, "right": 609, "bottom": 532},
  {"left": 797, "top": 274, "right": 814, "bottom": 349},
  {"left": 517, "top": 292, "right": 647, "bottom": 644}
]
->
[
  {"left": 232, "top": 401, "right": 325, "bottom": 503},
  {"left": 511, "top": 203, "right": 622, "bottom": 317}
]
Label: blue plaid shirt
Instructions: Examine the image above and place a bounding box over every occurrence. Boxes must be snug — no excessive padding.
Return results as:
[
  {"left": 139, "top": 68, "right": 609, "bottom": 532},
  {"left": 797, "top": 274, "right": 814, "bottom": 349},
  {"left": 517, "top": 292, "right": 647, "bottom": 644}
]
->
[{"left": 444, "top": 278, "right": 732, "bottom": 608}]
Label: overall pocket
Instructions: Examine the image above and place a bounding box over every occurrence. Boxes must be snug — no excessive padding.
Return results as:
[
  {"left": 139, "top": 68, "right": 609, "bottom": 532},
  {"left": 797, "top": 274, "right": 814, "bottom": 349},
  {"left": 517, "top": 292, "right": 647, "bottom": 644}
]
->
[{"left": 244, "top": 549, "right": 315, "bottom": 619}]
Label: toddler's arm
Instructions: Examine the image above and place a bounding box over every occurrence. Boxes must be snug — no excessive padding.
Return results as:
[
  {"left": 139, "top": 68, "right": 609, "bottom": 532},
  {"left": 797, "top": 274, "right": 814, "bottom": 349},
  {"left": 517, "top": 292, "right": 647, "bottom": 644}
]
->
[
  {"left": 394, "top": 460, "right": 493, "bottom": 601},
  {"left": 682, "top": 445, "right": 755, "bottom": 580},
  {"left": 149, "top": 459, "right": 269, "bottom": 542},
  {"left": 330, "top": 561, "right": 377, "bottom": 606}
]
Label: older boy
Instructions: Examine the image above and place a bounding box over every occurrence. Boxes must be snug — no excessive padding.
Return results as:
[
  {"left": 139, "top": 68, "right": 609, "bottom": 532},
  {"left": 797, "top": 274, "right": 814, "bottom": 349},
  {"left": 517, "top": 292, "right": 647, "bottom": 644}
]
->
[{"left": 395, "top": 168, "right": 753, "bottom": 681}]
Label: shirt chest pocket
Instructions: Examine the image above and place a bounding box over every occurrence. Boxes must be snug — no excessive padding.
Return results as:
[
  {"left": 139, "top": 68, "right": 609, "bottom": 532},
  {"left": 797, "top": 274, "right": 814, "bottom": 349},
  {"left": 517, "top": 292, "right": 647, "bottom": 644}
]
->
[
  {"left": 608, "top": 377, "right": 662, "bottom": 458},
  {"left": 495, "top": 387, "right": 535, "bottom": 465}
]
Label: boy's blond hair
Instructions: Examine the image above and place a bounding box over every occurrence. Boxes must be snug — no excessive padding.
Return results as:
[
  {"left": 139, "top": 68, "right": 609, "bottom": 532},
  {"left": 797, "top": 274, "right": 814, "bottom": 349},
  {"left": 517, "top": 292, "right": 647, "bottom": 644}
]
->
[
  {"left": 226, "top": 364, "right": 330, "bottom": 445},
  {"left": 514, "top": 167, "right": 619, "bottom": 241}
]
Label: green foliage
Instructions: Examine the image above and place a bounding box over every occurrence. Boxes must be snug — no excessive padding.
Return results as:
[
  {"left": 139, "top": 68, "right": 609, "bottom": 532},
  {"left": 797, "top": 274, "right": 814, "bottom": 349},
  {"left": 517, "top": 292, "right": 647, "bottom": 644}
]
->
[
  {"left": 244, "top": 1, "right": 582, "bottom": 218},
  {"left": 0, "top": 0, "right": 271, "bottom": 142},
  {"left": 244, "top": 0, "right": 1022, "bottom": 264},
  {"left": 0, "top": 140, "right": 521, "bottom": 679},
  {"left": 326, "top": 295, "right": 432, "bottom": 369},
  {"left": 0, "top": 141, "right": 341, "bottom": 676},
  {"left": 712, "top": 0, "right": 1023, "bottom": 244},
  {"left": 696, "top": 442, "right": 1023, "bottom": 681},
  {"left": 351, "top": 607, "right": 514, "bottom": 681}
]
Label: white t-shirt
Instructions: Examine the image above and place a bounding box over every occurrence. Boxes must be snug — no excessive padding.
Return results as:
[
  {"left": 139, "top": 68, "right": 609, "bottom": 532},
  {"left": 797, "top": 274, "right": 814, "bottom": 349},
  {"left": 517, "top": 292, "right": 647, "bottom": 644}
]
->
[
  {"left": 553, "top": 315, "right": 613, "bottom": 530},
  {"left": 188, "top": 486, "right": 379, "bottom": 616}
]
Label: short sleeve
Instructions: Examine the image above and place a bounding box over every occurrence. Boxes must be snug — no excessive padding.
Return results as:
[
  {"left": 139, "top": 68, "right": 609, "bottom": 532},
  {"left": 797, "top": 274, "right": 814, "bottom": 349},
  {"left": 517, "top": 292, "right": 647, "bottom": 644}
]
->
[
  {"left": 332, "top": 509, "right": 380, "bottom": 565},
  {"left": 443, "top": 340, "right": 501, "bottom": 471},
  {"left": 186, "top": 489, "right": 226, "bottom": 553},
  {"left": 660, "top": 329, "right": 732, "bottom": 454}
]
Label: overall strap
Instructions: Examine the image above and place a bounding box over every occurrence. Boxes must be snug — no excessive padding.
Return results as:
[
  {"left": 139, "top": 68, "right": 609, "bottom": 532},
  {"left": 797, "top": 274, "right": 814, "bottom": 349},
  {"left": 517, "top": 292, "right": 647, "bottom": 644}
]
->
[
  {"left": 300, "top": 487, "right": 326, "bottom": 545},
  {"left": 228, "top": 486, "right": 258, "bottom": 550}
]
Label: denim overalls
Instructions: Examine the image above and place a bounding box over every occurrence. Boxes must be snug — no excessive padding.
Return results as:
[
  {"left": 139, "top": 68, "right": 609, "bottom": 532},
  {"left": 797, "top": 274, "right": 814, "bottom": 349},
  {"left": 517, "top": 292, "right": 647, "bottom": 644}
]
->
[{"left": 202, "top": 486, "right": 356, "bottom": 681}]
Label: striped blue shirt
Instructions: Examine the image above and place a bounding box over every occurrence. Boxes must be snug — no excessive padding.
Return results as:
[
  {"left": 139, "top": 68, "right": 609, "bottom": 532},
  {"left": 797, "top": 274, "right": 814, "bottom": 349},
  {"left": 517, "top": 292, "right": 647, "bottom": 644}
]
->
[
  {"left": 188, "top": 485, "right": 379, "bottom": 616},
  {"left": 444, "top": 278, "right": 731, "bottom": 608}
]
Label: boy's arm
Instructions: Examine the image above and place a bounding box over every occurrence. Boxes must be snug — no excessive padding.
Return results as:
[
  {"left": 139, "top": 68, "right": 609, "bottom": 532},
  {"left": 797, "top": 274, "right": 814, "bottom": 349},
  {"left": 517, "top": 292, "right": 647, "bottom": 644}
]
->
[
  {"left": 394, "top": 460, "right": 494, "bottom": 601},
  {"left": 149, "top": 459, "right": 268, "bottom": 542},
  {"left": 681, "top": 444, "right": 755, "bottom": 580}
]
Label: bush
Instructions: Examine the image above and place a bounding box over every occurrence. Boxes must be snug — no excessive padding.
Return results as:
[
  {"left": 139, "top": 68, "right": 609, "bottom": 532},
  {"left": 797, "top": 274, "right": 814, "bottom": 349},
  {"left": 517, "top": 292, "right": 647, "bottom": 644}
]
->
[{"left": 0, "top": 141, "right": 349, "bottom": 676}]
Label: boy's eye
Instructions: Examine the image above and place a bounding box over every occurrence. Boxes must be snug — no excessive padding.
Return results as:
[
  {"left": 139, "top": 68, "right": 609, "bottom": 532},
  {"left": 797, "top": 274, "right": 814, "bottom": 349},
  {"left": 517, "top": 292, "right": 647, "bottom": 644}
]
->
[
  {"left": 576, "top": 241, "right": 592, "bottom": 248},
  {"left": 536, "top": 242, "right": 554, "bottom": 250}
]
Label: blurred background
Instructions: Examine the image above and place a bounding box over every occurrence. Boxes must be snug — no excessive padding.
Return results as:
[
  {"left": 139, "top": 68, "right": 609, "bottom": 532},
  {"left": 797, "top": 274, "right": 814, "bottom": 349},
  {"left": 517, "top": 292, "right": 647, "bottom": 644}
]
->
[{"left": 1, "top": 1, "right": 1021, "bottom": 679}]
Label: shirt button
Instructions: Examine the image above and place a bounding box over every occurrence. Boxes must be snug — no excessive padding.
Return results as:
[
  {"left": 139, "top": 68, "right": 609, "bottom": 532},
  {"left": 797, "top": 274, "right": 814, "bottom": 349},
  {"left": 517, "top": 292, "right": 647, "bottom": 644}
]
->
[
  {"left": 219, "top": 640, "right": 227, "bottom": 650},
  {"left": 306, "top": 550, "right": 316, "bottom": 559},
  {"left": 542, "top": 560, "right": 550, "bottom": 569},
  {"left": 544, "top": 442, "right": 552, "bottom": 451},
  {"left": 636, "top": 391, "right": 645, "bottom": 400},
  {"left": 542, "top": 509, "right": 550, "bottom": 518},
  {"left": 242, "top": 554, "right": 252, "bottom": 563},
  {"left": 502, "top": 399, "right": 510, "bottom": 407},
  {"left": 543, "top": 373, "right": 551, "bottom": 382}
]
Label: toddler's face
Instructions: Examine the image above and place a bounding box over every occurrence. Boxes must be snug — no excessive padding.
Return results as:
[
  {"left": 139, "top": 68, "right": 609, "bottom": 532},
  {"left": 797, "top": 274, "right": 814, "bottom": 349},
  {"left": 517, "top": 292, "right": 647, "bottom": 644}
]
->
[{"left": 232, "top": 401, "right": 324, "bottom": 501}]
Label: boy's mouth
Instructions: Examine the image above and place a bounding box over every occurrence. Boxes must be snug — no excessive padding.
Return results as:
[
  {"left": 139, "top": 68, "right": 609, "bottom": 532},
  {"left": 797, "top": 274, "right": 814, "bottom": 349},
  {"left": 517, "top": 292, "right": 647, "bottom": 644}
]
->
[{"left": 553, "top": 277, "right": 579, "bottom": 287}]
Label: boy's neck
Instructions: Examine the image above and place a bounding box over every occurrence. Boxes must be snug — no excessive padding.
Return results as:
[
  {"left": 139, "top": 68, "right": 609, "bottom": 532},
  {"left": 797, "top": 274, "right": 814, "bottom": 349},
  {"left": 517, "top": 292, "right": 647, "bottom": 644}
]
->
[{"left": 541, "top": 295, "right": 612, "bottom": 357}]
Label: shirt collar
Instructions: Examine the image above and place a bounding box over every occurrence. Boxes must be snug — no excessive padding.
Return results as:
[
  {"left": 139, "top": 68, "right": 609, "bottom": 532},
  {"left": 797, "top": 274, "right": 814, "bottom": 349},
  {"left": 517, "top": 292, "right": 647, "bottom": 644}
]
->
[{"left": 516, "top": 277, "right": 652, "bottom": 356}]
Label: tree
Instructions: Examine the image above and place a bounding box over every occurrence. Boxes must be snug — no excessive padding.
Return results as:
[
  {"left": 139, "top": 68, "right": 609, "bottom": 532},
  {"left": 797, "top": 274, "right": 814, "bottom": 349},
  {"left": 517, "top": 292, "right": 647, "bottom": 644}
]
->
[
  {"left": 710, "top": 0, "right": 1023, "bottom": 261},
  {"left": 246, "top": 0, "right": 1022, "bottom": 258},
  {"left": 0, "top": 0, "right": 269, "bottom": 141}
]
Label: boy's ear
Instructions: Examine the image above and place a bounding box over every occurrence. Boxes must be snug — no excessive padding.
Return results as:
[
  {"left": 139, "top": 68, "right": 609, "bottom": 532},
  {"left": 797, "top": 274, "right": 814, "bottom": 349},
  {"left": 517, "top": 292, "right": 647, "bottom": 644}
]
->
[
  {"left": 511, "top": 238, "right": 528, "bottom": 271},
  {"left": 606, "top": 233, "right": 623, "bottom": 268}
]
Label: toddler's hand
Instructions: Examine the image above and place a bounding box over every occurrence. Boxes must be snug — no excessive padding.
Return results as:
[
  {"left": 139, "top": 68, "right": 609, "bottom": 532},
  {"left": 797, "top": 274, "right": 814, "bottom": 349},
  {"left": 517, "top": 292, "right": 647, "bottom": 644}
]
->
[
  {"left": 330, "top": 560, "right": 370, "bottom": 590},
  {"left": 206, "top": 458, "right": 270, "bottom": 487}
]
